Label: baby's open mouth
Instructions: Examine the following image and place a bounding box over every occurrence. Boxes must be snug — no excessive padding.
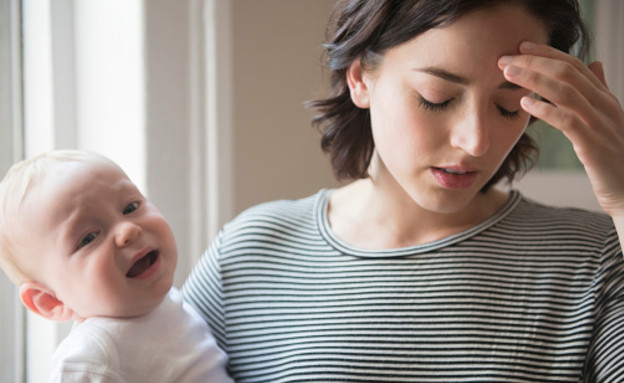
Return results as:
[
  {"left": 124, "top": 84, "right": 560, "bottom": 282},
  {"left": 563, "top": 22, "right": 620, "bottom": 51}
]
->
[{"left": 126, "top": 251, "right": 158, "bottom": 278}]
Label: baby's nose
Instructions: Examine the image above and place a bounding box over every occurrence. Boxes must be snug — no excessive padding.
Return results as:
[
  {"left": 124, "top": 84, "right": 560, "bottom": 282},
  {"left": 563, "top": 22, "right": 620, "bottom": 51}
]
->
[{"left": 115, "top": 221, "right": 142, "bottom": 247}]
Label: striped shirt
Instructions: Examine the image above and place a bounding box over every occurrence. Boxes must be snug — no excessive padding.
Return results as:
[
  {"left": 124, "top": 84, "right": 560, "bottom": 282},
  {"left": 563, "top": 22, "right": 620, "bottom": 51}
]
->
[{"left": 182, "top": 189, "right": 624, "bottom": 382}]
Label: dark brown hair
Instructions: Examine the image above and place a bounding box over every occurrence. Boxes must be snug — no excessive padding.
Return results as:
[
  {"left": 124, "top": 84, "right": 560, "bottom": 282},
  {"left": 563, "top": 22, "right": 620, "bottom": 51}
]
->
[{"left": 308, "top": 0, "right": 590, "bottom": 189}]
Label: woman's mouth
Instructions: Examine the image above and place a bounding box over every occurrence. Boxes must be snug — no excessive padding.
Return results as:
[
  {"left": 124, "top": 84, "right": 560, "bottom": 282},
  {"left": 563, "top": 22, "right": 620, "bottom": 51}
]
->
[
  {"left": 431, "top": 167, "right": 479, "bottom": 190},
  {"left": 126, "top": 250, "right": 159, "bottom": 278}
]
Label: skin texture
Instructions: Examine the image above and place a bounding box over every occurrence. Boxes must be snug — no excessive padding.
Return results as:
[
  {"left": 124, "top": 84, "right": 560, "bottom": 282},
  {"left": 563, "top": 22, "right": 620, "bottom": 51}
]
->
[
  {"left": 15, "top": 157, "right": 177, "bottom": 322},
  {"left": 329, "top": 5, "right": 549, "bottom": 249}
]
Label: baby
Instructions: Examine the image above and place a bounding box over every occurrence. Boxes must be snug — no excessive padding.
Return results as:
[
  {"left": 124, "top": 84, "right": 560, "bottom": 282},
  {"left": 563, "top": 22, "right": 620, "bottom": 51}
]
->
[{"left": 0, "top": 150, "right": 232, "bottom": 382}]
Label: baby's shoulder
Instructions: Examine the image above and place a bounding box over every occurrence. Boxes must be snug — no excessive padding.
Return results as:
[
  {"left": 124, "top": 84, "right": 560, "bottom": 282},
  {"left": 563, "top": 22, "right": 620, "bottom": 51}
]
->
[{"left": 50, "top": 322, "right": 122, "bottom": 381}]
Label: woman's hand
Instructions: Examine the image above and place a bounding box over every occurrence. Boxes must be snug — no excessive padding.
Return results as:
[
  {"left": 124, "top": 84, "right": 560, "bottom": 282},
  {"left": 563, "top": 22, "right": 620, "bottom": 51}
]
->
[{"left": 498, "top": 41, "right": 624, "bottom": 219}]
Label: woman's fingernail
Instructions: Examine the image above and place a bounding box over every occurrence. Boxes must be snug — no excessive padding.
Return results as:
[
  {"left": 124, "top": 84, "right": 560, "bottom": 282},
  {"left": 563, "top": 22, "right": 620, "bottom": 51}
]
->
[
  {"left": 505, "top": 65, "right": 521, "bottom": 77},
  {"left": 499, "top": 56, "right": 513, "bottom": 66},
  {"left": 520, "top": 41, "right": 536, "bottom": 52},
  {"left": 521, "top": 96, "right": 536, "bottom": 109}
]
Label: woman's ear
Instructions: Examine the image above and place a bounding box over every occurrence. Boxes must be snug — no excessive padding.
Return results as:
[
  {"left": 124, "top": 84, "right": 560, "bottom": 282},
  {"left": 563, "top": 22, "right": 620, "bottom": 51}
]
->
[
  {"left": 19, "top": 282, "right": 74, "bottom": 322},
  {"left": 346, "top": 59, "right": 371, "bottom": 109}
]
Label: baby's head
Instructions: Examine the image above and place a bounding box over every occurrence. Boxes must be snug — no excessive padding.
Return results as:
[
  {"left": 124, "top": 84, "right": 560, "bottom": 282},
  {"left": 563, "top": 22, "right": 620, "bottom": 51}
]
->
[{"left": 0, "top": 150, "right": 177, "bottom": 322}]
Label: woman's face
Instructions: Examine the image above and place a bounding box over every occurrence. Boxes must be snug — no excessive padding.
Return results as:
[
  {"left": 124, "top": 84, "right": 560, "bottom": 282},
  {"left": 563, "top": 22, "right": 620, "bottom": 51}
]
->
[{"left": 349, "top": 4, "right": 548, "bottom": 214}]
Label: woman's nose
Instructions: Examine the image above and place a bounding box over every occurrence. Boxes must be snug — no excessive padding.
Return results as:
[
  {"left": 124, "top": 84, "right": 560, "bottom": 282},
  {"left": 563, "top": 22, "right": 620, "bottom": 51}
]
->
[
  {"left": 115, "top": 221, "right": 142, "bottom": 247},
  {"left": 450, "top": 111, "right": 490, "bottom": 157}
]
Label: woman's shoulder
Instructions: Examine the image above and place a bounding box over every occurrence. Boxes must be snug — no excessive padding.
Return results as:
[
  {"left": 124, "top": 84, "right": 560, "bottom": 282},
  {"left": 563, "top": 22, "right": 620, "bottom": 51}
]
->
[
  {"left": 220, "top": 189, "right": 329, "bottom": 237},
  {"left": 511, "top": 193, "right": 615, "bottom": 237}
]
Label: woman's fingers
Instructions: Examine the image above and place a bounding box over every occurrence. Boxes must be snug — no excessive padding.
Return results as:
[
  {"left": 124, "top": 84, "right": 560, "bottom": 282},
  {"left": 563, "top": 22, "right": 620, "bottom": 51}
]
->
[
  {"left": 500, "top": 56, "right": 608, "bottom": 144},
  {"left": 499, "top": 53, "right": 609, "bottom": 115},
  {"left": 517, "top": 42, "right": 607, "bottom": 91}
]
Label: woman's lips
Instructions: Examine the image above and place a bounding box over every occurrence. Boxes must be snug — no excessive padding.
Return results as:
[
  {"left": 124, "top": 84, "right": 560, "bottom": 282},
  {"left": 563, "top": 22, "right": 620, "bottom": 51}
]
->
[{"left": 431, "top": 167, "right": 479, "bottom": 190}]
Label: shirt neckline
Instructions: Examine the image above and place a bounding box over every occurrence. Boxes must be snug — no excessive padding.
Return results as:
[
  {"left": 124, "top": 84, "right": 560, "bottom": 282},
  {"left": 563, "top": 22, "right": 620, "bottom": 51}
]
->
[{"left": 315, "top": 189, "right": 522, "bottom": 258}]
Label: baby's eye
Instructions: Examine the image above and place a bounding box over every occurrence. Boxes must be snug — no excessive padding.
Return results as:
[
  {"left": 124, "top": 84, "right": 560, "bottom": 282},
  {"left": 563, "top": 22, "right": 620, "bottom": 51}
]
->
[
  {"left": 78, "top": 232, "right": 98, "bottom": 249},
  {"left": 496, "top": 104, "right": 520, "bottom": 120},
  {"left": 123, "top": 201, "right": 140, "bottom": 215},
  {"left": 418, "top": 96, "right": 452, "bottom": 112}
]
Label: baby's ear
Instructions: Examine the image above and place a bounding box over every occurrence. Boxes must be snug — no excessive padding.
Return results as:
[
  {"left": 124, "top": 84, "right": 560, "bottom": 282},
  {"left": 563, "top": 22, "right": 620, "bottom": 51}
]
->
[{"left": 19, "top": 282, "right": 74, "bottom": 322}]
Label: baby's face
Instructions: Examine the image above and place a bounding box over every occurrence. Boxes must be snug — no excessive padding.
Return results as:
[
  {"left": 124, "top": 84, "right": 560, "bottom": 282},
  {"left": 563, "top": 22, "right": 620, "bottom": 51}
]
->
[{"left": 15, "top": 157, "right": 177, "bottom": 320}]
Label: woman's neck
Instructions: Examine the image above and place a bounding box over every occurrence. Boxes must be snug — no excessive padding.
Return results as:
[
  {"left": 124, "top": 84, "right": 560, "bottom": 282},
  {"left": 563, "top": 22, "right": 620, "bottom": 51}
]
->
[{"left": 327, "top": 179, "right": 510, "bottom": 250}]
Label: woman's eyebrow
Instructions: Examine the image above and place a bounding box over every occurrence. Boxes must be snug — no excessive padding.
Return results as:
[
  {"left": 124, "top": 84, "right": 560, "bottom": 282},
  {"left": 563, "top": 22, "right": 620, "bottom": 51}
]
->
[
  {"left": 414, "top": 66, "right": 469, "bottom": 85},
  {"left": 414, "top": 66, "right": 524, "bottom": 90}
]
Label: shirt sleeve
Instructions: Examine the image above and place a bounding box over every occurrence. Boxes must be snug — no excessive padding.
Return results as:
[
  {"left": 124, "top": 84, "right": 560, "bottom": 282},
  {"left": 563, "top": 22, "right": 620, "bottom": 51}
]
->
[
  {"left": 49, "top": 326, "right": 123, "bottom": 383},
  {"left": 181, "top": 231, "right": 228, "bottom": 353},
  {"left": 582, "top": 229, "right": 624, "bottom": 382}
]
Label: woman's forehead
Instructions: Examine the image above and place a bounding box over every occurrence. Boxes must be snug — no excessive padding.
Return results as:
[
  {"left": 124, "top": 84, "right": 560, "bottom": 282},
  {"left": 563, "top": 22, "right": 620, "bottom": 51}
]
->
[{"left": 383, "top": 5, "right": 548, "bottom": 70}]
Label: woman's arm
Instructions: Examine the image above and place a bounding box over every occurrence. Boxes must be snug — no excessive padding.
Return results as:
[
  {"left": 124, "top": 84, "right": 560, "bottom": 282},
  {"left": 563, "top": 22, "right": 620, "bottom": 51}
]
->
[{"left": 499, "top": 41, "right": 624, "bottom": 252}]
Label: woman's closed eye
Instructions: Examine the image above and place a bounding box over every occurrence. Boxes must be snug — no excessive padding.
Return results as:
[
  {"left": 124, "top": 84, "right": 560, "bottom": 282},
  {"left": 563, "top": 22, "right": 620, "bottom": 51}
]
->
[
  {"left": 418, "top": 96, "right": 452, "bottom": 112},
  {"left": 496, "top": 104, "right": 520, "bottom": 120},
  {"left": 419, "top": 95, "right": 521, "bottom": 121}
]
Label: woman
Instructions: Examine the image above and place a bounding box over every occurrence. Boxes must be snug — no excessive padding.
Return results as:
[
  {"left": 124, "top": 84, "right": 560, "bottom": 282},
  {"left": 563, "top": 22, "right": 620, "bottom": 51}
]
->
[{"left": 183, "top": 0, "right": 624, "bottom": 381}]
